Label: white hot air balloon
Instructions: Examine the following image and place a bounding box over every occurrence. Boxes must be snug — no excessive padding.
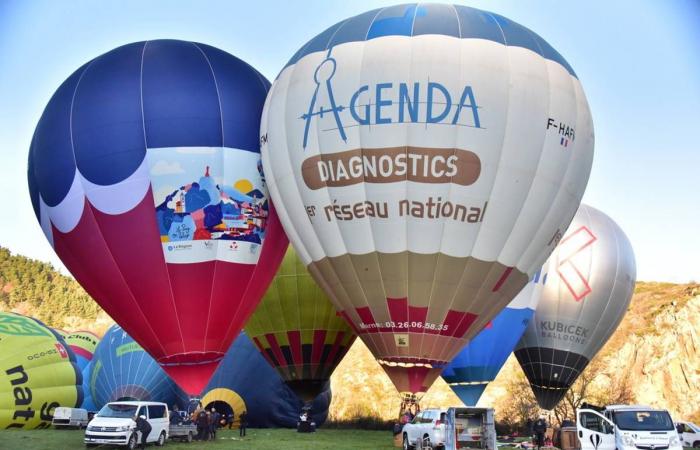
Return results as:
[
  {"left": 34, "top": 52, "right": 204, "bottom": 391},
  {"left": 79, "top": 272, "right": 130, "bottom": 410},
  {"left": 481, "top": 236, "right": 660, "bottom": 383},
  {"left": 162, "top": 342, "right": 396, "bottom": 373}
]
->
[{"left": 261, "top": 3, "right": 594, "bottom": 397}]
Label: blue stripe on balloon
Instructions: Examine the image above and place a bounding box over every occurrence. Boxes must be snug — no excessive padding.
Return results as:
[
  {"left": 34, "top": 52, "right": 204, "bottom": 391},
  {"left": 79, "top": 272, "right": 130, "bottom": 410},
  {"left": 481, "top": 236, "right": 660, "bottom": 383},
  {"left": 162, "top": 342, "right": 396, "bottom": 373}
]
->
[
  {"left": 196, "top": 43, "right": 270, "bottom": 153},
  {"left": 413, "top": 3, "right": 460, "bottom": 38},
  {"left": 72, "top": 42, "right": 146, "bottom": 186},
  {"left": 281, "top": 4, "right": 577, "bottom": 78},
  {"left": 30, "top": 64, "right": 87, "bottom": 207},
  {"left": 142, "top": 40, "right": 222, "bottom": 149},
  {"left": 367, "top": 4, "right": 417, "bottom": 39}
]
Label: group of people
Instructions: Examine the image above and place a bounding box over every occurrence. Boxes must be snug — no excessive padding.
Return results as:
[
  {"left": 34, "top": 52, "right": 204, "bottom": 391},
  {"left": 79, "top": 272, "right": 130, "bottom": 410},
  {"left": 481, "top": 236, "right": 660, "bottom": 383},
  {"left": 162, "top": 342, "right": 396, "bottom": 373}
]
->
[{"left": 170, "top": 403, "right": 249, "bottom": 441}]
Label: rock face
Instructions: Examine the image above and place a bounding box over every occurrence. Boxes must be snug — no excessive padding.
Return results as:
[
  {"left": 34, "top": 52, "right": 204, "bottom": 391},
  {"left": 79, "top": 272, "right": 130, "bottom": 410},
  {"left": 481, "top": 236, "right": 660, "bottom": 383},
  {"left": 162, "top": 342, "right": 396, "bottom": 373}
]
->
[{"left": 329, "top": 282, "right": 700, "bottom": 423}]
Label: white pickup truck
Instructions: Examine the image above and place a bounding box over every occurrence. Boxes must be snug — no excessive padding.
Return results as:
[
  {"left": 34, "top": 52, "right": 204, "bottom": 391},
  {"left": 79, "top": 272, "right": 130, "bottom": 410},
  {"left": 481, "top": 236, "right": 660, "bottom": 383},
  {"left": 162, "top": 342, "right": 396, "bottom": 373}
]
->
[{"left": 577, "top": 405, "right": 682, "bottom": 450}]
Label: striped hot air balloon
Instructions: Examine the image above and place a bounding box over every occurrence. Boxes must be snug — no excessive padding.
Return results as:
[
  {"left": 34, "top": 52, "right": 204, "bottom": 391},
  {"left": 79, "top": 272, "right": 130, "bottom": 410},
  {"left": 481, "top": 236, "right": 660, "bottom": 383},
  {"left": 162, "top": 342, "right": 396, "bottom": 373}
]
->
[
  {"left": 260, "top": 3, "right": 593, "bottom": 397},
  {"left": 27, "top": 39, "right": 288, "bottom": 395},
  {"left": 245, "top": 246, "right": 355, "bottom": 401},
  {"left": 87, "top": 325, "right": 188, "bottom": 410},
  {"left": 515, "top": 204, "right": 636, "bottom": 409}
]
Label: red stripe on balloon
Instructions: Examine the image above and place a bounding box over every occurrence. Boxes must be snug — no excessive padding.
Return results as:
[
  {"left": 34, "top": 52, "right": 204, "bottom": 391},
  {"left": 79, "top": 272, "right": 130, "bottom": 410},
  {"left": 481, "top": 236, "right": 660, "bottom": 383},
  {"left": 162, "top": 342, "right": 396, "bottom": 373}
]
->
[
  {"left": 492, "top": 267, "right": 514, "bottom": 292},
  {"left": 265, "top": 333, "right": 287, "bottom": 368},
  {"left": 311, "top": 330, "right": 326, "bottom": 364},
  {"left": 287, "top": 330, "right": 302, "bottom": 365}
]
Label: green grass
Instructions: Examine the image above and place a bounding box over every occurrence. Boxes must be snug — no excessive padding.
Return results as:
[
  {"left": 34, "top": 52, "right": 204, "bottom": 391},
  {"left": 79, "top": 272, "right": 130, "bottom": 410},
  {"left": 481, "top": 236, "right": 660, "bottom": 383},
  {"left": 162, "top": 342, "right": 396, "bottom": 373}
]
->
[{"left": 1, "top": 428, "right": 398, "bottom": 449}]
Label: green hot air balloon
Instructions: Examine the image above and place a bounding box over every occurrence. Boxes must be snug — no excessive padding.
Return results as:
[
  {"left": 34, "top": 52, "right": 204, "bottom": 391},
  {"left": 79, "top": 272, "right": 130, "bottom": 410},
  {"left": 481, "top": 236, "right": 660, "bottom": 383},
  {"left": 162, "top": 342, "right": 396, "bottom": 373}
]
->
[
  {"left": 0, "top": 312, "right": 83, "bottom": 429},
  {"left": 245, "top": 247, "right": 356, "bottom": 401}
]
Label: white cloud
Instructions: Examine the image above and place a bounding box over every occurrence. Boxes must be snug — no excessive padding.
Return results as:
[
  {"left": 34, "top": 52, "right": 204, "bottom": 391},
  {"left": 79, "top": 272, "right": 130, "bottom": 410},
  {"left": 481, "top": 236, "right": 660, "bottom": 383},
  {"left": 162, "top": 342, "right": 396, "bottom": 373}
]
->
[{"left": 151, "top": 160, "right": 185, "bottom": 176}]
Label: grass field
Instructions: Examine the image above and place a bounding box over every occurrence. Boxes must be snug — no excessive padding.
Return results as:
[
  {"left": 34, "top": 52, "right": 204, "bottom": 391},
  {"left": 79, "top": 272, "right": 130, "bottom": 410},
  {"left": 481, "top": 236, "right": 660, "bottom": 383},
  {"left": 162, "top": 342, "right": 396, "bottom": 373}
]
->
[{"left": 1, "top": 428, "right": 398, "bottom": 449}]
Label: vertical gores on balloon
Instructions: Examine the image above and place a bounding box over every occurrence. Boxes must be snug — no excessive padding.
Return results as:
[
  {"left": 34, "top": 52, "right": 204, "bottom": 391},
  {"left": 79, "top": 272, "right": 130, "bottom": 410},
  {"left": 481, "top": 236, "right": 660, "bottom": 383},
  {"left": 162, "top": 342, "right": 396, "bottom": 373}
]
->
[
  {"left": 27, "top": 39, "right": 289, "bottom": 395},
  {"left": 514, "top": 204, "right": 636, "bottom": 410},
  {"left": 86, "top": 325, "right": 188, "bottom": 410},
  {"left": 244, "top": 246, "right": 356, "bottom": 402},
  {"left": 260, "top": 3, "right": 594, "bottom": 396},
  {"left": 441, "top": 273, "right": 542, "bottom": 406},
  {"left": 0, "top": 312, "right": 84, "bottom": 429}
]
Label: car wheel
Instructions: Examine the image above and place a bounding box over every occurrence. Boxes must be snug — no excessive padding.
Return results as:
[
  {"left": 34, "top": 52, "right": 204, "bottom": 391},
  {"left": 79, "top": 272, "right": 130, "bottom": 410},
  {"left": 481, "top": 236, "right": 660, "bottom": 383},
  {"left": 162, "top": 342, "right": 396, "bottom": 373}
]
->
[
  {"left": 187, "top": 431, "right": 193, "bottom": 443},
  {"left": 403, "top": 433, "right": 413, "bottom": 450},
  {"left": 693, "top": 441, "right": 700, "bottom": 448},
  {"left": 127, "top": 433, "right": 138, "bottom": 450},
  {"left": 156, "top": 431, "right": 166, "bottom": 446}
]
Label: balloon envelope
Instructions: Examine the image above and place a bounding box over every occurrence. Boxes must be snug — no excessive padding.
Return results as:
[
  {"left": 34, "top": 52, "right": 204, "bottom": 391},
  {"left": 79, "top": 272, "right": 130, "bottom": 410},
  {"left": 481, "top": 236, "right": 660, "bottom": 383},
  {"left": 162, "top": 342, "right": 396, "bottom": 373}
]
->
[
  {"left": 441, "top": 276, "right": 542, "bottom": 405},
  {"left": 27, "top": 39, "right": 288, "bottom": 394},
  {"left": 66, "top": 330, "right": 100, "bottom": 373},
  {"left": 0, "top": 312, "right": 83, "bottom": 429},
  {"left": 261, "top": 3, "right": 593, "bottom": 395},
  {"left": 203, "top": 331, "right": 331, "bottom": 428},
  {"left": 514, "top": 204, "right": 636, "bottom": 409},
  {"left": 245, "top": 246, "right": 355, "bottom": 401},
  {"left": 87, "top": 325, "right": 188, "bottom": 410}
]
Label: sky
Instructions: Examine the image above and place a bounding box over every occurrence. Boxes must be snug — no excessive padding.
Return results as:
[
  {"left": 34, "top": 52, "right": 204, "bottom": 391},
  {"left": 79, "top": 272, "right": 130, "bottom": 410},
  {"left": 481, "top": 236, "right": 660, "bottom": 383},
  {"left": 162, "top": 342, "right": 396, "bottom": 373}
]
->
[{"left": 0, "top": 0, "right": 698, "bottom": 283}]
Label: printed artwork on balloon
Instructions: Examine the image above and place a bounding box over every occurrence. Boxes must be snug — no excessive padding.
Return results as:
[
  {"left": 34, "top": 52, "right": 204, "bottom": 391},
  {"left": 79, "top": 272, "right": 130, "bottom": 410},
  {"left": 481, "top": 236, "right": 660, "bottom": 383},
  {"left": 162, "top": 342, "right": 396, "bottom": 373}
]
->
[{"left": 147, "top": 146, "right": 269, "bottom": 264}]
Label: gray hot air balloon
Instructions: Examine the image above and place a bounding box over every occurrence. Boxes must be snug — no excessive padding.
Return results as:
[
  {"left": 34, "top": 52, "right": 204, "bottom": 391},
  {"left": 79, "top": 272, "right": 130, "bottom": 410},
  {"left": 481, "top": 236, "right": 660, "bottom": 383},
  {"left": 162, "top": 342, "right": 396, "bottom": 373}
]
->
[{"left": 514, "top": 204, "right": 636, "bottom": 410}]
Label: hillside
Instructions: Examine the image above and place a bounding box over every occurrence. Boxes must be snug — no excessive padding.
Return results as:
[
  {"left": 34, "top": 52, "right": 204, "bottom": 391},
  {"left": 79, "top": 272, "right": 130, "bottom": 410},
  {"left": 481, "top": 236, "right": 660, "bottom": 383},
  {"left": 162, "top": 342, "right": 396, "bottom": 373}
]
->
[
  {"left": 0, "top": 247, "right": 113, "bottom": 333},
  {"left": 328, "top": 282, "right": 700, "bottom": 424},
  {"left": 2, "top": 246, "right": 698, "bottom": 424}
]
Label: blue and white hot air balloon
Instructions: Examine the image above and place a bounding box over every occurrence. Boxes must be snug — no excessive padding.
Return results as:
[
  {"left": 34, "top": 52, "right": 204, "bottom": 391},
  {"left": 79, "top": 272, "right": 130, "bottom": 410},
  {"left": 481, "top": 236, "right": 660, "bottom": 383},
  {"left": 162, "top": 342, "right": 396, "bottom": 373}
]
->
[
  {"left": 86, "top": 325, "right": 188, "bottom": 410},
  {"left": 441, "top": 274, "right": 545, "bottom": 405}
]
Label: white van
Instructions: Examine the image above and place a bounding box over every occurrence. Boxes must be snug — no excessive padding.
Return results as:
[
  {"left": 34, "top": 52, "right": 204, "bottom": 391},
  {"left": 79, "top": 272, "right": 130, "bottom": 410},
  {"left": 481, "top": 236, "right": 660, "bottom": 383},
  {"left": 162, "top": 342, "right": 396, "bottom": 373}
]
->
[
  {"left": 52, "top": 407, "right": 89, "bottom": 429},
  {"left": 675, "top": 421, "right": 700, "bottom": 448},
  {"left": 577, "top": 405, "right": 682, "bottom": 450},
  {"left": 84, "top": 401, "right": 169, "bottom": 449}
]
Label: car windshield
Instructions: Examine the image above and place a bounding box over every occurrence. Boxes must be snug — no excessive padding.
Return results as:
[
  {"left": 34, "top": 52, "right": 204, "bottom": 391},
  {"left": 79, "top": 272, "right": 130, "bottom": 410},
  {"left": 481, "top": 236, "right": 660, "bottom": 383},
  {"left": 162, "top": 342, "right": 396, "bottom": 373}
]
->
[
  {"left": 613, "top": 410, "right": 674, "bottom": 431},
  {"left": 97, "top": 404, "right": 137, "bottom": 419},
  {"left": 687, "top": 423, "right": 700, "bottom": 433}
]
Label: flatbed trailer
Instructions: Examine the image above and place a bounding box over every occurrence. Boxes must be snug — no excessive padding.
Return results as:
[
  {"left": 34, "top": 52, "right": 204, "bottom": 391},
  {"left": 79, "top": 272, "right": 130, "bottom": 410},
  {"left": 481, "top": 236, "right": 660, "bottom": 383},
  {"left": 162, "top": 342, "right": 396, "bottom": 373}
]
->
[{"left": 169, "top": 423, "right": 197, "bottom": 442}]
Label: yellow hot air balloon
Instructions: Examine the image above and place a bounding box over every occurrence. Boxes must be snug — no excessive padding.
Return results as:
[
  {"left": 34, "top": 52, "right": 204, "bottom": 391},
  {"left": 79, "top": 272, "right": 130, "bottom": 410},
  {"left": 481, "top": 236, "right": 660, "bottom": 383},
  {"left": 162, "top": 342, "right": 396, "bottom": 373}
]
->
[
  {"left": 0, "top": 312, "right": 83, "bottom": 429},
  {"left": 245, "top": 247, "right": 355, "bottom": 401}
]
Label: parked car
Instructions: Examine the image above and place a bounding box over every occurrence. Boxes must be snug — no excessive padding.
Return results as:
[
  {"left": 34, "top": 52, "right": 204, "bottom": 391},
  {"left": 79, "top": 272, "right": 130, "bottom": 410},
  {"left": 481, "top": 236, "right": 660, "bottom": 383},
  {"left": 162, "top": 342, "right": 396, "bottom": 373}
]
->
[
  {"left": 84, "top": 401, "right": 169, "bottom": 449},
  {"left": 402, "top": 408, "right": 448, "bottom": 450},
  {"left": 52, "top": 407, "right": 89, "bottom": 429},
  {"left": 577, "top": 405, "right": 682, "bottom": 450},
  {"left": 676, "top": 421, "right": 700, "bottom": 448}
]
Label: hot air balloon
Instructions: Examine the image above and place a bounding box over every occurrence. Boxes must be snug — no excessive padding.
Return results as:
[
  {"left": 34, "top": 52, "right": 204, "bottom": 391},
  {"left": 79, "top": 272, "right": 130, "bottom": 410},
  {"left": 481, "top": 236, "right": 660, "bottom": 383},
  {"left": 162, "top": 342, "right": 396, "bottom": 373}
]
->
[
  {"left": 514, "top": 204, "right": 636, "bottom": 409},
  {"left": 260, "top": 3, "right": 594, "bottom": 397},
  {"left": 202, "top": 331, "right": 331, "bottom": 428},
  {"left": 0, "top": 312, "right": 83, "bottom": 429},
  {"left": 65, "top": 330, "right": 100, "bottom": 373},
  {"left": 441, "top": 276, "right": 542, "bottom": 405},
  {"left": 27, "top": 39, "right": 288, "bottom": 395},
  {"left": 244, "top": 246, "right": 356, "bottom": 401},
  {"left": 87, "top": 325, "right": 188, "bottom": 410}
]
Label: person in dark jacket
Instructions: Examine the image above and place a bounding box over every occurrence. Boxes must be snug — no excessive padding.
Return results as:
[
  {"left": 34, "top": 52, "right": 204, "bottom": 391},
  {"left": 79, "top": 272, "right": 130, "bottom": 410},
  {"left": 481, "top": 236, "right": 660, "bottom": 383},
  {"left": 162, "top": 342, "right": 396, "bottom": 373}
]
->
[
  {"left": 196, "top": 409, "right": 209, "bottom": 441},
  {"left": 239, "top": 411, "right": 248, "bottom": 437},
  {"left": 226, "top": 411, "right": 235, "bottom": 429},
  {"left": 533, "top": 416, "right": 548, "bottom": 450},
  {"left": 210, "top": 408, "right": 221, "bottom": 440},
  {"left": 135, "top": 415, "right": 152, "bottom": 450}
]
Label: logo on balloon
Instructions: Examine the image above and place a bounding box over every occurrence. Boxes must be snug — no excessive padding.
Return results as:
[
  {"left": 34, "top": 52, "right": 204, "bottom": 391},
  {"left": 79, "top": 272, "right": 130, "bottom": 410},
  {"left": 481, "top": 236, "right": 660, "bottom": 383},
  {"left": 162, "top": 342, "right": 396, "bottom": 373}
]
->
[{"left": 301, "top": 48, "right": 483, "bottom": 150}]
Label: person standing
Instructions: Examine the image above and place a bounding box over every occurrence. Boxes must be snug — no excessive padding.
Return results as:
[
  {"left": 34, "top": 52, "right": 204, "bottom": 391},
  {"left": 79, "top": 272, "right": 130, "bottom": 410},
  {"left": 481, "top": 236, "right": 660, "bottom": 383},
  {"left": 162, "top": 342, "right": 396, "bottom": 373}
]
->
[
  {"left": 239, "top": 410, "right": 248, "bottom": 437},
  {"left": 135, "top": 414, "right": 151, "bottom": 450},
  {"left": 196, "top": 408, "right": 209, "bottom": 441},
  {"left": 226, "top": 410, "right": 235, "bottom": 430},
  {"left": 210, "top": 407, "right": 221, "bottom": 440},
  {"left": 533, "top": 416, "right": 548, "bottom": 450}
]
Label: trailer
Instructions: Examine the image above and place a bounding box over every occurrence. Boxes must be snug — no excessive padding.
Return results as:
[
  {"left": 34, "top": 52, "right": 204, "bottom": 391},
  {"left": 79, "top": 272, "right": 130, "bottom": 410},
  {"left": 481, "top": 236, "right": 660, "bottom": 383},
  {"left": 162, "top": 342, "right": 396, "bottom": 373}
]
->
[
  {"left": 169, "top": 423, "right": 197, "bottom": 442},
  {"left": 444, "top": 407, "right": 497, "bottom": 450}
]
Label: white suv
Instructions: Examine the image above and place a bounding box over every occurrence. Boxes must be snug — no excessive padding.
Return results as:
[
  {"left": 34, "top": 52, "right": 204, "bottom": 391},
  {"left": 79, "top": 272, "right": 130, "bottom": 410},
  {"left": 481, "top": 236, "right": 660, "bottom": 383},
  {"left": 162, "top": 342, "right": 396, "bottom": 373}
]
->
[
  {"left": 84, "top": 401, "right": 169, "bottom": 449},
  {"left": 402, "top": 408, "right": 447, "bottom": 450}
]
